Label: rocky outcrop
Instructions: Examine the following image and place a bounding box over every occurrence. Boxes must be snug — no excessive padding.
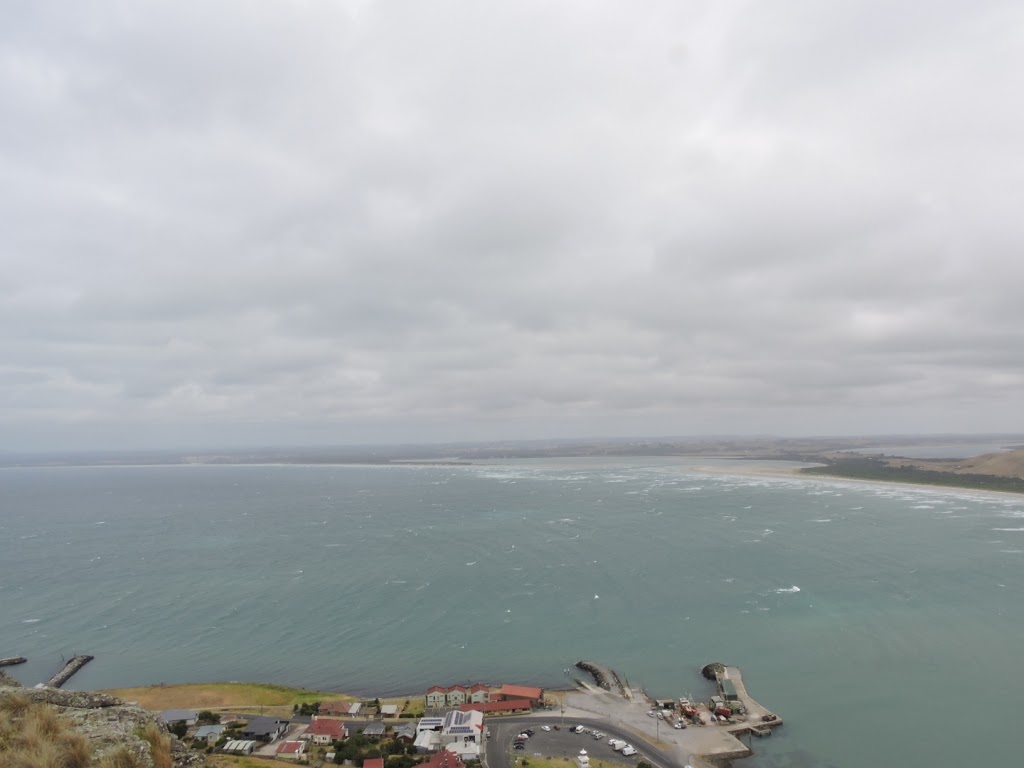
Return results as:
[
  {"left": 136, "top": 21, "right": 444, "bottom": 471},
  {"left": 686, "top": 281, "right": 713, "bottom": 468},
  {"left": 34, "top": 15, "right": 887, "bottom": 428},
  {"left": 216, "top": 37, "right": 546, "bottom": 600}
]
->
[
  {"left": 0, "top": 670, "right": 22, "bottom": 687},
  {"left": 701, "top": 662, "right": 726, "bottom": 681},
  {"left": 0, "top": 685, "right": 205, "bottom": 767}
]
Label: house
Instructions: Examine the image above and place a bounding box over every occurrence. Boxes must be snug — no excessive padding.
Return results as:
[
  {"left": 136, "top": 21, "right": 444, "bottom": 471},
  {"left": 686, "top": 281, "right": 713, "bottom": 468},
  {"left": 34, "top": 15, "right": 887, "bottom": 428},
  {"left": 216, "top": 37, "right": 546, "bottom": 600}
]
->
[
  {"left": 491, "top": 684, "right": 543, "bottom": 704},
  {"left": 425, "top": 686, "right": 447, "bottom": 708},
  {"left": 363, "top": 721, "right": 386, "bottom": 738},
  {"left": 439, "top": 710, "right": 483, "bottom": 760},
  {"left": 159, "top": 709, "right": 198, "bottom": 726},
  {"left": 276, "top": 740, "right": 306, "bottom": 759},
  {"left": 395, "top": 724, "right": 417, "bottom": 743},
  {"left": 320, "top": 700, "right": 350, "bottom": 716},
  {"left": 321, "top": 700, "right": 362, "bottom": 717},
  {"left": 414, "top": 730, "right": 441, "bottom": 754},
  {"left": 222, "top": 740, "right": 257, "bottom": 755},
  {"left": 306, "top": 717, "right": 347, "bottom": 745},
  {"left": 193, "top": 725, "right": 225, "bottom": 744},
  {"left": 380, "top": 704, "right": 399, "bottom": 718},
  {"left": 364, "top": 759, "right": 385, "bottom": 768},
  {"left": 458, "top": 699, "right": 532, "bottom": 715},
  {"left": 241, "top": 717, "right": 288, "bottom": 741},
  {"left": 417, "top": 716, "right": 445, "bottom": 733},
  {"left": 446, "top": 685, "right": 467, "bottom": 706},
  {"left": 424, "top": 750, "right": 466, "bottom": 768},
  {"left": 468, "top": 684, "right": 489, "bottom": 704}
]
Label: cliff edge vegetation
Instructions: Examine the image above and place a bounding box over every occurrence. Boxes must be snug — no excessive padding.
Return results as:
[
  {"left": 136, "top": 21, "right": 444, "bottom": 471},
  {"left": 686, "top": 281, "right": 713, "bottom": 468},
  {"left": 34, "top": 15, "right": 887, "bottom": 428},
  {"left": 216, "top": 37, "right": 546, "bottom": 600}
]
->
[{"left": 0, "top": 679, "right": 203, "bottom": 768}]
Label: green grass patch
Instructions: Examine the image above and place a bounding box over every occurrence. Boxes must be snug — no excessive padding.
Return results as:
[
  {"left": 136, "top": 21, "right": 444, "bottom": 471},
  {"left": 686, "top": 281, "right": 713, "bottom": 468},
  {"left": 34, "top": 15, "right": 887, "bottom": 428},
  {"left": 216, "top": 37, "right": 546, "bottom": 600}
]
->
[{"left": 101, "top": 682, "right": 345, "bottom": 713}]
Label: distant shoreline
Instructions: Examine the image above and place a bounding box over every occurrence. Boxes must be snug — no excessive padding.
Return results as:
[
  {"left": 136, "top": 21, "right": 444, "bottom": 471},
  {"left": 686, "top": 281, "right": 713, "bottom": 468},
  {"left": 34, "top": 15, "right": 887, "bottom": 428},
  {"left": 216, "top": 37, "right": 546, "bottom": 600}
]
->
[{"left": 696, "top": 462, "right": 1024, "bottom": 498}]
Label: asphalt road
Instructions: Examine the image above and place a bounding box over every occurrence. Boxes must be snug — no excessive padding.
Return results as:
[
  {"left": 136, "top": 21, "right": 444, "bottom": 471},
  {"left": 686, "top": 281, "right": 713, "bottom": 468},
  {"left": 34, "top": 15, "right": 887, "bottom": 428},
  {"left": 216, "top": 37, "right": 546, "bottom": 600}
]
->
[{"left": 484, "top": 716, "right": 686, "bottom": 768}]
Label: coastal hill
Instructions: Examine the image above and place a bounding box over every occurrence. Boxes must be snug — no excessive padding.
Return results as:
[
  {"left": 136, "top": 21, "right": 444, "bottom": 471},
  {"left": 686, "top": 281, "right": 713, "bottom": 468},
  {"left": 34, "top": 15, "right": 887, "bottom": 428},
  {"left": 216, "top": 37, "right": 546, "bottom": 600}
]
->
[
  {"left": 802, "top": 447, "right": 1024, "bottom": 493},
  {"left": 913, "top": 447, "right": 1024, "bottom": 478}
]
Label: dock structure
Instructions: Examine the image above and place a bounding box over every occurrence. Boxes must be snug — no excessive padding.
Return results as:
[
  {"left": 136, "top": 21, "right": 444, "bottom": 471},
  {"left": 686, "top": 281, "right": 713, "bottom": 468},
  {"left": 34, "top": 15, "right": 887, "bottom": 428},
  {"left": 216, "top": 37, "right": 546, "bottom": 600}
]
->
[
  {"left": 0, "top": 657, "right": 28, "bottom": 667},
  {"left": 45, "top": 655, "right": 94, "bottom": 688},
  {"left": 719, "top": 665, "right": 783, "bottom": 738},
  {"left": 577, "top": 659, "right": 614, "bottom": 696}
]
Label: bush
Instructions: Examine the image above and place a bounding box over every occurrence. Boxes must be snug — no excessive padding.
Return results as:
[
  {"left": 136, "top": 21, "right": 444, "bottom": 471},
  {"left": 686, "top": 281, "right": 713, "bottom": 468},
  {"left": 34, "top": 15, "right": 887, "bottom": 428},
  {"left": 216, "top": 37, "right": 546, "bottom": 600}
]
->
[{"left": 167, "top": 720, "right": 187, "bottom": 739}]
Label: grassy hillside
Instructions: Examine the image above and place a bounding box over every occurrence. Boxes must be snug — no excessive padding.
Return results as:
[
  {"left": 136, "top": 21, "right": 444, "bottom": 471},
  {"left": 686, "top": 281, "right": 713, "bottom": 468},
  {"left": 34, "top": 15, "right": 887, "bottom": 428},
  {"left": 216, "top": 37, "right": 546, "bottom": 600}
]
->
[{"left": 800, "top": 456, "right": 1024, "bottom": 493}]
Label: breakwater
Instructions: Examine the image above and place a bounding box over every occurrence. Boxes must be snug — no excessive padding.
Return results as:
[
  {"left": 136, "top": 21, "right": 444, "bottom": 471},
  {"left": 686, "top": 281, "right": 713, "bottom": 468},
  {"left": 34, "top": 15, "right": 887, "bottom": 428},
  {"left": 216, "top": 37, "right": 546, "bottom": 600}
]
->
[
  {"left": 46, "top": 655, "right": 94, "bottom": 688},
  {"left": 0, "top": 657, "right": 27, "bottom": 667},
  {"left": 575, "top": 660, "right": 625, "bottom": 696}
]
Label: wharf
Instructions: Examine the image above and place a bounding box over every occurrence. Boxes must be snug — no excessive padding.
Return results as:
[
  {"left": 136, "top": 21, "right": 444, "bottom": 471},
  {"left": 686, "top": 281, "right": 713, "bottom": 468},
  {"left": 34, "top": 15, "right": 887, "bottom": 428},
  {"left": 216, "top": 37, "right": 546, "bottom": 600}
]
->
[
  {"left": 721, "top": 665, "right": 784, "bottom": 733},
  {"left": 559, "top": 661, "right": 782, "bottom": 768},
  {"left": 46, "top": 655, "right": 94, "bottom": 688}
]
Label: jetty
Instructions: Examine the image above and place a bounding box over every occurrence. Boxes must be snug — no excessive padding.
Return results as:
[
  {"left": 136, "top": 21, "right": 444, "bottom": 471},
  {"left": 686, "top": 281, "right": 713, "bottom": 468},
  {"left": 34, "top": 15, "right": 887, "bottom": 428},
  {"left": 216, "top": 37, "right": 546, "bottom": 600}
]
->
[
  {"left": 46, "top": 655, "right": 94, "bottom": 688},
  {"left": 0, "top": 656, "right": 27, "bottom": 667}
]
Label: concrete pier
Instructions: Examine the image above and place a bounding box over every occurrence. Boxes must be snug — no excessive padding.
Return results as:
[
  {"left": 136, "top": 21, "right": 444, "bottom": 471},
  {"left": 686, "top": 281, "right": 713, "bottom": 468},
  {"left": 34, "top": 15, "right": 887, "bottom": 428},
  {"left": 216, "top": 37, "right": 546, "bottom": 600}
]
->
[
  {"left": 722, "top": 665, "right": 783, "bottom": 731},
  {"left": 0, "top": 656, "right": 27, "bottom": 667},
  {"left": 46, "top": 655, "right": 94, "bottom": 688}
]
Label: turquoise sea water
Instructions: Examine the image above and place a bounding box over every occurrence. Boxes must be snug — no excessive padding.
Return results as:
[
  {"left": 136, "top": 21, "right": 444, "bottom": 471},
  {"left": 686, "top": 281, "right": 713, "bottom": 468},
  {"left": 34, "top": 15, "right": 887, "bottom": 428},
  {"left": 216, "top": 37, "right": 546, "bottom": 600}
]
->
[{"left": 2, "top": 458, "right": 1023, "bottom": 767}]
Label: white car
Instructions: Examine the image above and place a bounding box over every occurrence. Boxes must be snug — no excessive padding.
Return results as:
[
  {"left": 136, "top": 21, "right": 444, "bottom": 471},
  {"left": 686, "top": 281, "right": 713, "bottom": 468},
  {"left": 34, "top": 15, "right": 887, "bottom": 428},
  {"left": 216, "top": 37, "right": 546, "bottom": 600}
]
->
[
  {"left": 541, "top": 726, "right": 551, "bottom": 732},
  {"left": 621, "top": 746, "right": 637, "bottom": 756}
]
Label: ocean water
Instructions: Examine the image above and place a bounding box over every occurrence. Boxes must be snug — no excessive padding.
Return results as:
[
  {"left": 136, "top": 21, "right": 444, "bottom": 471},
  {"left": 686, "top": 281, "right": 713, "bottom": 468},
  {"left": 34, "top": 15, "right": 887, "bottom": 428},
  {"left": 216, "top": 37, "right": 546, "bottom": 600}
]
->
[{"left": 2, "top": 458, "right": 1022, "bottom": 767}]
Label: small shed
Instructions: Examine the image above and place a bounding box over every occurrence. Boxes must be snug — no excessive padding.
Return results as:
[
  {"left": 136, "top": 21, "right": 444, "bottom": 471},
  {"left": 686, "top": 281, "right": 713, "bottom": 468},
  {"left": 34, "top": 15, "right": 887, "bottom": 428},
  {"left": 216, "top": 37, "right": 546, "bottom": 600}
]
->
[{"left": 721, "top": 678, "right": 739, "bottom": 702}]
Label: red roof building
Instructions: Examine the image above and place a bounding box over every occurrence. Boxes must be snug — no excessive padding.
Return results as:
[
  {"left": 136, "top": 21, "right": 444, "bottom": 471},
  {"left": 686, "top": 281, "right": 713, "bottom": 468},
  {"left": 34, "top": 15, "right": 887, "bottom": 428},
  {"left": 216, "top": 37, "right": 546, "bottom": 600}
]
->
[
  {"left": 491, "top": 684, "right": 544, "bottom": 702},
  {"left": 276, "top": 740, "right": 306, "bottom": 756},
  {"left": 364, "top": 759, "right": 385, "bottom": 768},
  {"left": 459, "top": 699, "right": 532, "bottom": 714},
  {"left": 320, "top": 700, "right": 353, "bottom": 716},
  {"left": 424, "top": 751, "right": 466, "bottom": 768},
  {"left": 307, "top": 717, "right": 348, "bottom": 744},
  {"left": 468, "top": 683, "right": 490, "bottom": 703}
]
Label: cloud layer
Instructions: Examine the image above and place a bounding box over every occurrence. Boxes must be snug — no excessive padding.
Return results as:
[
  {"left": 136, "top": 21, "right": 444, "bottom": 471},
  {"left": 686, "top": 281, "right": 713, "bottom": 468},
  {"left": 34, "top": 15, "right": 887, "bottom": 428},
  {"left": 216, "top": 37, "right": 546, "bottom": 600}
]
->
[{"left": 3, "top": 0, "right": 1023, "bottom": 449}]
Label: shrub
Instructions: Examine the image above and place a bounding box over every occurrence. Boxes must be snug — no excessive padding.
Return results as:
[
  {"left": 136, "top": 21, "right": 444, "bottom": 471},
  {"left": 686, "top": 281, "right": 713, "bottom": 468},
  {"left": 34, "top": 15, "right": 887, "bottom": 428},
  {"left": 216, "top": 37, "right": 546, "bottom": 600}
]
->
[
  {"left": 139, "top": 722, "right": 172, "bottom": 768},
  {"left": 97, "top": 747, "right": 143, "bottom": 768}
]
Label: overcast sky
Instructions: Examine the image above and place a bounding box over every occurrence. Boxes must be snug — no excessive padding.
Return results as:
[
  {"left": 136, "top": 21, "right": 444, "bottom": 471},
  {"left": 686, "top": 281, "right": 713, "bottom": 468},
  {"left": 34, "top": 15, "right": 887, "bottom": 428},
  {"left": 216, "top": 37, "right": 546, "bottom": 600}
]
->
[{"left": 2, "top": 0, "right": 1023, "bottom": 451}]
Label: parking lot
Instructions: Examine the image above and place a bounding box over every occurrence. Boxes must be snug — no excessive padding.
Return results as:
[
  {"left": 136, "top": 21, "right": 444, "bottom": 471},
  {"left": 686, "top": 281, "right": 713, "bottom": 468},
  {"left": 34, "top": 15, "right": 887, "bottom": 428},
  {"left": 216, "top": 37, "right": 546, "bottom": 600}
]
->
[{"left": 488, "top": 721, "right": 653, "bottom": 768}]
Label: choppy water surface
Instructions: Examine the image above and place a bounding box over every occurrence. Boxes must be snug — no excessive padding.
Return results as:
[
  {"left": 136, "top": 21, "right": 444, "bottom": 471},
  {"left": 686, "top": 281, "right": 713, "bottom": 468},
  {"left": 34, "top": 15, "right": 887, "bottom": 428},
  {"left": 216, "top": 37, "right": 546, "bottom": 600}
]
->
[{"left": 2, "top": 458, "right": 1022, "bottom": 767}]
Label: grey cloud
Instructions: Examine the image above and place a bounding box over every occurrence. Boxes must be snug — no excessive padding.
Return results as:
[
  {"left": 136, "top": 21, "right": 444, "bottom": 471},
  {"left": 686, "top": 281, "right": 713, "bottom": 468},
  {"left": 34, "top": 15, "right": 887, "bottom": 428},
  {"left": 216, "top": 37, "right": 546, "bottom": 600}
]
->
[{"left": 2, "top": 0, "right": 1024, "bottom": 449}]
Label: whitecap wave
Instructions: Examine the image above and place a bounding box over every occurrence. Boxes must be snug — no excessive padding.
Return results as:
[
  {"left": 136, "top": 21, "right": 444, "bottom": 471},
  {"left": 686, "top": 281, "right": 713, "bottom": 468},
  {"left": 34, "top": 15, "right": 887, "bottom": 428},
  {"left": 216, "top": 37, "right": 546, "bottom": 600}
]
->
[{"left": 775, "top": 586, "right": 801, "bottom": 593}]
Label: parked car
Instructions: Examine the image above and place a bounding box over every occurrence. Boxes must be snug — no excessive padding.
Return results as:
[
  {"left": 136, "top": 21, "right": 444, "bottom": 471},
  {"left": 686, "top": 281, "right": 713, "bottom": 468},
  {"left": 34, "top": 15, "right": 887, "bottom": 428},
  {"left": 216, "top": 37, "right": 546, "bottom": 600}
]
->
[
  {"left": 621, "top": 745, "right": 637, "bottom": 756},
  {"left": 541, "top": 726, "right": 551, "bottom": 732}
]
